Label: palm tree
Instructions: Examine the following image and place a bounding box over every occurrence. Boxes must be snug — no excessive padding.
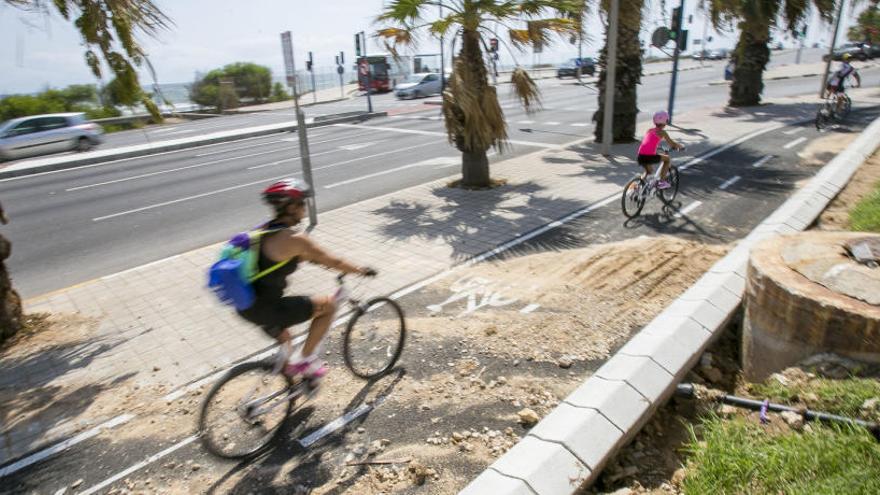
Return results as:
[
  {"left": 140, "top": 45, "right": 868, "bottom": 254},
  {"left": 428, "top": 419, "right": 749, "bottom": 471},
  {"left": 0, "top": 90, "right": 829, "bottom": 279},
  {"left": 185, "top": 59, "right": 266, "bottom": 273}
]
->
[
  {"left": 0, "top": 202, "right": 22, "bottom": 342},
  {"left": 708, "top": 0, "right": 835, "bottom": 106},
  {"left": 6, "top": 0, "right": 172, "bottom": 119},
  {"left": 377, "top": 0, "right": 581, "bottom": 188},
  {"left": 593, "top": 0, "right": 644, "bottom": 143}
]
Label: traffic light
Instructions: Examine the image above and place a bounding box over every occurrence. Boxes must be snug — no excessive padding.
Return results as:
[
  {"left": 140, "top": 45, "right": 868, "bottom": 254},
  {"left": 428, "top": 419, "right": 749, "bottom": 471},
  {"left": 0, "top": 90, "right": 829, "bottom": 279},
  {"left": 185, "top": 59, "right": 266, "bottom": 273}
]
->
[
  {"left": 306, "top": 51, "right": 314, "bottom": 71},
  {"left": 339, "top": 51, "right": 345, "bottom": 65},
  {"left": 670, "top": 7, "right": 682, "bottom": 38},
  {"left": 355, "top": 34, "right": 362, "bottom": 57},
  {"left": 489, "top": 38, "right": 499, "bottom": 53}
]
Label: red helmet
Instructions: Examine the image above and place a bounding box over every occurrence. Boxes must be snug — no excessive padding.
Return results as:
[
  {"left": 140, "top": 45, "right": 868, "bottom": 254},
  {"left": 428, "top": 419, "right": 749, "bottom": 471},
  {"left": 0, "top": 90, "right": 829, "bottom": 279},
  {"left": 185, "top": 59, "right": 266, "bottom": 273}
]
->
[{"left": 262, "top": 178, "right": 312, "bottom": 211}]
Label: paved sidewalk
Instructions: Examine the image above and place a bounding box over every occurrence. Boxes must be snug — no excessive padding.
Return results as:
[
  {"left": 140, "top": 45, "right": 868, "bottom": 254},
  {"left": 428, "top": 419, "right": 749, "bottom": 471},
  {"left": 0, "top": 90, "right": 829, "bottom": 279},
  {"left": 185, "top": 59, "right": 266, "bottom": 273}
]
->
[
  {"left": 224, "top": 83, "right": 361, "bottom": 114},
  {"left": 2, "top": 88, "right": 878, "bottom": 466},
  {"left": 709, "top": 60, "right": 879, "bottom": 85}
]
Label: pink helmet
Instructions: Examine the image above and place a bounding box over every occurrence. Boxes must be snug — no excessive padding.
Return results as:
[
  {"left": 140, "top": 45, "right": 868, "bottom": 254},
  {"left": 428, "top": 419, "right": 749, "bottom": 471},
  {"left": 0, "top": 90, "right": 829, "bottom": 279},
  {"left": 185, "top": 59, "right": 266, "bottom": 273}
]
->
[{"left": 653, "top": 110, "right": 669, "bottom": 125}]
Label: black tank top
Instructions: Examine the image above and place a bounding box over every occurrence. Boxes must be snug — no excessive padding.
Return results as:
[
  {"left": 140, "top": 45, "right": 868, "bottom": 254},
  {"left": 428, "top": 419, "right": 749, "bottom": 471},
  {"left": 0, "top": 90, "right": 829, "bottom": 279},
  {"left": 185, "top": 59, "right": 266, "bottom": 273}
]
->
[{"left": 252, "top": 225, "right": 300, "bottom": 301}]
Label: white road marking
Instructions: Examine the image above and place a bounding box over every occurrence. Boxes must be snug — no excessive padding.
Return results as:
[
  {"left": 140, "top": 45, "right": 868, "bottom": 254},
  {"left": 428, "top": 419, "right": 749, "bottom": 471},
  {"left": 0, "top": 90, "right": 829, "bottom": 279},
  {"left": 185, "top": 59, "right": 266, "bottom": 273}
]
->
[
  {"left": 94, "top": 141, "right": 439, "bottom": 220},
  {"left": 752, "top": 155, "right": 773, "bottom": 168},
  {"left": 544, "top": 121, "right": 561, "bottom": 126},
  {"left": 571, "top": 123, "right": 590, "bottom": 127},
  {"left": 782, "top": 127, "right": 804, "bottom": 135},
  {"left": 66, "top": 147, "right": 294, "bottom": 191},
  {"left": 194, "top": 139, "right": 286, "bottom": 157},
  {"left": 298, "top": 404, "right": 372, "bottom": 448},
  {"left": 149, "top": 127, "right": 179, "bottom": 134},
  {"left": 674, "top": 201, "right": 703, "bottom": 218},
  {"left": 783, "top": 136, "right": 807, "bottom": 149},
  {"left": 324, "top": 157, "right": 457, "bottom": 189},
  {"left": 333, "top": 123, "right": 562, "bottom": 149},
  {"left": 520, "top": 303, "right": 541, "bottom": 314},
  {"left": 517, "top": 120, "right": 535, "bottom": 124},
  {"left": 338, "top": 140, "right": 384, "bottom": 151},
  {"left": 681, "top": 124, "right": 784, "bottom": 169},
  {"left": 79, "top": 435, "right": 198, "bottom": 495},
  {"left": 165, "top": 129, "right": 196, "bottom": 135},
  {"left": 0, "top": 414, "right": 134, "bottom": 478},
  {"left": 719, "top": 175, "right": 741, "bottom": 190}
]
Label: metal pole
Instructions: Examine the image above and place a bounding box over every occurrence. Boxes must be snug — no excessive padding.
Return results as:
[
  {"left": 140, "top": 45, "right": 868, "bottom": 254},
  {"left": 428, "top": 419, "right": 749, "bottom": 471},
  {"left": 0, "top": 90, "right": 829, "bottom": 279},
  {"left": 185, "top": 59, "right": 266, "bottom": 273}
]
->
[
  {"left": 289, "top": 47, "right": 318, "bottom": 229},
  {"left": 439, "top": 3, "right": 445, "bottom": 92},
  {"left": 820, "top": 0, "right": 846, "bottom": 98},
  {"left": 700, "top": 0, "right": 708, "bottom": 67},
  {"left": 361, "top": 31, "right": 374, "bottom": 113},
  {"left": 668, "top": 0, "right": 685, "bottom": 124},
  {"left": 601, "top": 0, "right": 620, "bottom": 155}
]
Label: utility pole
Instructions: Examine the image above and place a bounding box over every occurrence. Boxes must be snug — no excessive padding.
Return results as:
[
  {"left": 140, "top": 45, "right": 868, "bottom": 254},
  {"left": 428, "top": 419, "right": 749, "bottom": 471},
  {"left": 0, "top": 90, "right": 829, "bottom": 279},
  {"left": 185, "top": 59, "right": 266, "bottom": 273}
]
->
[
  {"left": 699, "top": 0, "right": 709, "bottom": 67},
  {"left": 280, "top": 31, "right": 317, "bottom": 229},
  {"left": 360, "top": 31, "right": 374, "bottom": 113},
  {"left": 601, "top": 0, "right": 620, "bottom": 155},
  {"left": 820, "top": 0, "right": 846, "bottom": 98},
  {"left": 668, "top": 0, "right": 686, "bottom": 124}
]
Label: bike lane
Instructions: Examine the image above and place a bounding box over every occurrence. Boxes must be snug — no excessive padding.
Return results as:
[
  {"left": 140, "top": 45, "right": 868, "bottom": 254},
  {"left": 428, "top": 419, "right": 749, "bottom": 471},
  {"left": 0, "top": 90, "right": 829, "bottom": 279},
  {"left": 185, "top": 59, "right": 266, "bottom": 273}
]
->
[{"left": 6, "top": 108, "right": 877, "bottom": 494}]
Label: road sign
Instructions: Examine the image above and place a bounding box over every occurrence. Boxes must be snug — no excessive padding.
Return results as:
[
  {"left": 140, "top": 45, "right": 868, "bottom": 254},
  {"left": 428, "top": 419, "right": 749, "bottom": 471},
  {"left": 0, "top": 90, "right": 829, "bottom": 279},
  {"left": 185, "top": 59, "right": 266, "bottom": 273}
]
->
[
  {"left": 651, "top": 27, "right": 671, "bottom": 47},
  {"left": 337, "top": 65, "right": 345, "bottom": 75},
  {"left": 280, "top": 31, "right": 295, "bottom": 86}
]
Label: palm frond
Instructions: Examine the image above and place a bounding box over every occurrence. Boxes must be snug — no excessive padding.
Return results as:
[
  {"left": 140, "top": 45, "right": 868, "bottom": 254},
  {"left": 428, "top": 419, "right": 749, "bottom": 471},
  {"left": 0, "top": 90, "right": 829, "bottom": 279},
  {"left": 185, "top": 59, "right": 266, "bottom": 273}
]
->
[
  {"left": 376, "top": 0, "right": 429, "bottom": 23},
  {"left": 510, "top": 67, "right": 541, "bottom": 113}
]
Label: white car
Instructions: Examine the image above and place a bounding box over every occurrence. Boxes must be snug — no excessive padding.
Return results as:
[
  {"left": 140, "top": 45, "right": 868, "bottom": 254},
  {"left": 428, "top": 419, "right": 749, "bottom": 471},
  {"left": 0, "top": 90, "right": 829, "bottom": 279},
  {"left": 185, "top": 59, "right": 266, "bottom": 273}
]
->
[
  {"left": 395, "top": 73, "right": 443, "bottom": 99},
  {"left": 0, "top": 113, "right": 104, "bottom": 162}
]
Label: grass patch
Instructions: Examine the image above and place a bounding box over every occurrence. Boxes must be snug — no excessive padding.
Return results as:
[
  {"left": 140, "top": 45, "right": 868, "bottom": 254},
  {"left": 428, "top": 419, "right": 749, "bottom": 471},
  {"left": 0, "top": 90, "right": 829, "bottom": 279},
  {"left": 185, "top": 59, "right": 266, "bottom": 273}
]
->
[
  {"left": 849, "top": 180, "right": 880, "bottom": 232},
  {"left": 683, "top": 416, "right": 880, "bottom": 494},
  {"left": 748, "top": 377, "right": 880, "bottom": 419}
]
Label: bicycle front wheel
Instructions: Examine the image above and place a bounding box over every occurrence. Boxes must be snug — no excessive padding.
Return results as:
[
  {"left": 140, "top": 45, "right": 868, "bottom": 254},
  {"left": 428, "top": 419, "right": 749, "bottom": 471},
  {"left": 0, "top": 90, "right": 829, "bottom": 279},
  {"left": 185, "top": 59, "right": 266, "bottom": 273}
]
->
[
  {"left": 659, "top": 166, "right": 680, "bottom": 204},
  {"left": 621, "top": 177, "right": 646, "bottom": 218},
  {"left": 816, "top": 107, "right": 830, "bottom": 131},
  {"left": 343, "top": 297, "right": 406, "bottom": 379},
  {"left": 198, "top": 360, "right": 294, "bottom": 458}
]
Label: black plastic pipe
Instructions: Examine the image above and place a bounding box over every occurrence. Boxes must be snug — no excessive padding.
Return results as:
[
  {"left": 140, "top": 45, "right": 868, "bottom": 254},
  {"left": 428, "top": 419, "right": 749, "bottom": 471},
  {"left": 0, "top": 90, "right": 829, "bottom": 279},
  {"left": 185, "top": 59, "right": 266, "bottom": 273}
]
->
[{"left": 676, "top": 383, "right": 880, "bottom": 441}]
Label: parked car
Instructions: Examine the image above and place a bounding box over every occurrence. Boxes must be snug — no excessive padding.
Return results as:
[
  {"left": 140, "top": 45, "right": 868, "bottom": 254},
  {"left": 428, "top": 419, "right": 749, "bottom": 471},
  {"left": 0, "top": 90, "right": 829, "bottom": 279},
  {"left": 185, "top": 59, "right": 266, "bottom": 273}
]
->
[
  {"left": 556, "top": 57, "right": 596, "bottom": 78},
  {"left": 394, "top": 73, "right": 442, "bottom": 99},
  {"left": 823, "top": 43, "right": 871, "bottom": 61},
  {"left": 0, "top": 113, "right": 103, "bottom": 162},
  {"left": 705, "top": 48, "right": 729, "bottom": 60}
]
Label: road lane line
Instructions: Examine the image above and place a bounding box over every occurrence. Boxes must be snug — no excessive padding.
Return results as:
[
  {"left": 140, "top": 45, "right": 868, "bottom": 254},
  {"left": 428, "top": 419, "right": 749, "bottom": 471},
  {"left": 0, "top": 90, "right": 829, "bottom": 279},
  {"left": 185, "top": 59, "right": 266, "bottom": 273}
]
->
[
  {"left": 79, "top": 435, "right": 198, "bottom": 495},
  {"left": 333, "top": 123, "right": 562, "bottom": 149},
  {"left": 782, "top": 127, "right": 804, "bottom": 135},
  {"left": 571, "top": 123, "right": 589, "bottom": 127},
  {"left": 544, "top": 122, "right": 561, "bottom": 126},
  {"left": 66, "top": 147, "right": 293, "bottom": 191},
  {"left": 93, "top": 141, "right": 440, "bottom": 220},
  {"left": 517, "top": 120, "right": 535, "bottom": 124},
  {"left": 752, "top": 155, "right": 773, "bottom": 168},
  {"left": 674, "top": 201, "right": 703, "bottom": 218},
  {"left": 680, "top": 123, "right": 784, "bottom": 169},
  {"left": 194, "top": 139, "right": 285, "bottom": 156},
  {"left": 324, "top": 157, "right": 458, "bottom": 189},
  {"left": 0, "top": 414, "right": 134, "bottom": 478},
  {"left": 298, "top": 404, "right": 372, "bottom": 448},
  {"left": 783, "top": 136, "right": 807, "bottom": 149},
  {"left": 719, "top": 175, "right": 741, "bottom": 190}
]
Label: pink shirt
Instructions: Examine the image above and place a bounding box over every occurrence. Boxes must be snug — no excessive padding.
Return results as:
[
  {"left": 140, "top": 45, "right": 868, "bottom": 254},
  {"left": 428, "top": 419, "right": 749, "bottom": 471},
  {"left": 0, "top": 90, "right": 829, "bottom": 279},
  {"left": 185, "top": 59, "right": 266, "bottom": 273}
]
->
[{"left": 638, "top": 128, "right": 662, "bottom": 155}]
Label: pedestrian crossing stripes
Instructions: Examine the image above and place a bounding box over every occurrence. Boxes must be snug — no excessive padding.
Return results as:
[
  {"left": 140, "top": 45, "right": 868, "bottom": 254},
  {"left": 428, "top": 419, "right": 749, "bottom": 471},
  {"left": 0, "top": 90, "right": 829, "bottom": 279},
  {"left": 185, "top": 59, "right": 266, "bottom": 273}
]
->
[{"left": 389, "top": 114, "right": 590, "bottom": 128}]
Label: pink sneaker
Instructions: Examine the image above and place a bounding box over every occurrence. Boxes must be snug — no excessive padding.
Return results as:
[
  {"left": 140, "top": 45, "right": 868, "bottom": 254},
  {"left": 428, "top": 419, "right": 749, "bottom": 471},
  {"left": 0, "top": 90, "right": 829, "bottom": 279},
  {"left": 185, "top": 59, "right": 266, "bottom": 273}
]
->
[
  {"left": 283, "top": 360, "right": 329, "bottom": 384},
  {"left": 656, "top": 180, "right": 671, "bottom": 190}
]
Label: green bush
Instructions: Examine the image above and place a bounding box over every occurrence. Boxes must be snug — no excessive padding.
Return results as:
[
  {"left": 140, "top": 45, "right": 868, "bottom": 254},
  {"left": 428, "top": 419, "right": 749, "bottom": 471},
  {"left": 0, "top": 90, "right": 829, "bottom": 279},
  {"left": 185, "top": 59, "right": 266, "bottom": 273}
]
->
[
  {"left": 0, "top": 84, "right": 103, "bottom": 122},
  {"left": 270, "top": 82, "right": 291, "bottom": 102},
  {"left": 189, "top": 62, "right": 273, "bottom": 109},
  {"left": 850, "top": 181, "right": 880, "bottom": 232}
]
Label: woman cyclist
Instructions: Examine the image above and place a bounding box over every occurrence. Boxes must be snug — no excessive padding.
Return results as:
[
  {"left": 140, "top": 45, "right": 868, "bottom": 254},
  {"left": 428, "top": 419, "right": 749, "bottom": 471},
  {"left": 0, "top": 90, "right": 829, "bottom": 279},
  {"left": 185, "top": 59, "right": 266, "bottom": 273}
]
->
[
  {"left": 237, "top": 178, "right": 375, "bottom": 388},
  {"left": 637, "top": 111, "right": 684, "bottom": 189}
]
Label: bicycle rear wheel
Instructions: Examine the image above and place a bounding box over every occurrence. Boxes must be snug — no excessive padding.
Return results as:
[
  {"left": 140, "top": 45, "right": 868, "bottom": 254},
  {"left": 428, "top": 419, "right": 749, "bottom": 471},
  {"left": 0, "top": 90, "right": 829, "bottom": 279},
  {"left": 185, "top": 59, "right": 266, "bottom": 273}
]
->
[
  {"left": 621, "top": 177, "right": 646, "bottom": 218},
  {"left": 198, "top": 360, "right": 295, "bottom": 458},
  {"left": 815, "top": 107, "right": 830, "bottom": 131},
  {"left": 343, "top": 297, "right": 406, "bottom": 379},
  {"left": 659, "top": 166, "right": 680, "bottom": 204}
]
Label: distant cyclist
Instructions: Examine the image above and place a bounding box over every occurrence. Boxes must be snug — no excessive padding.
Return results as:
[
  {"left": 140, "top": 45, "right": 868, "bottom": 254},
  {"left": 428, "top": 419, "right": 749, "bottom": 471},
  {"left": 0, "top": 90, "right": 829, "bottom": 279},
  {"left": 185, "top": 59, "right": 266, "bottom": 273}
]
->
[
  {"left": 637, "top": 111, "right": 684, "bottom": 190},
  {"left": 237, "top": 179, "right": 375, "bottom": 388},
  {"left": 826, "top": 53, "right": 861, "bottom": 111}
]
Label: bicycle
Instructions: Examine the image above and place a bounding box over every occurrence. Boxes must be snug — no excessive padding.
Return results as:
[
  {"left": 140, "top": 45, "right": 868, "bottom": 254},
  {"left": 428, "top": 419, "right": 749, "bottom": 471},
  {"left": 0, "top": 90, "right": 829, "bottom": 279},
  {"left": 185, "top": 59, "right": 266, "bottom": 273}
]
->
[
  {"left": 815, "top": 91, "right": 852, "bottom": 131},
  {"left": 621, "top": 145, "right": 682, "bottom": 219},
  {"left": 197, "top": 274, "right": 406, "bottom": 459}
]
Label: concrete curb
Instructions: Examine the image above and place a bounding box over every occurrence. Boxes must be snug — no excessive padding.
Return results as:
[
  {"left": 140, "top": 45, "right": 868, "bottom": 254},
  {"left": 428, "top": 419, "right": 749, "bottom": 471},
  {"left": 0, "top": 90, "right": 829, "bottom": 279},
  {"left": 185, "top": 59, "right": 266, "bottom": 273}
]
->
[
  {"left": 460, "top": 114, "right": 880, "bottom": 494},
  {"left": 0, "top": 112, "right": 387, "bottom": 180}
]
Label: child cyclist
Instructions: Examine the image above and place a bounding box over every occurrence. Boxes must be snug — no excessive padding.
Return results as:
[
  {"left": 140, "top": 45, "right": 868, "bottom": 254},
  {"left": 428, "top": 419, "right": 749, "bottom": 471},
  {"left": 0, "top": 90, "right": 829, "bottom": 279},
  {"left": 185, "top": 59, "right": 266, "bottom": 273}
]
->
[{"left": 637, "top": 111, "right": 684, "bottom": 189}]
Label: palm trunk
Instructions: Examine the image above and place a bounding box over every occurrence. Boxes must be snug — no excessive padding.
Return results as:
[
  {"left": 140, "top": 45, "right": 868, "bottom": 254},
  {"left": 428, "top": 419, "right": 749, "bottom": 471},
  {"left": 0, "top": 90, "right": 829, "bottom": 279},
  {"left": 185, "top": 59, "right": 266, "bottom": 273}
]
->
[
  {"left": 461, "top": 149, "right": 490, "bottom": 186},
  {"left": 0, "top": 234, "right": 22, "bottom": 343},
  {"left": 729, "top": 21, "right": 771, "bottom": 107},
  {"left": 456, "top": 28, "right": 491, "bottom": 188},
  {"left": 594, "top": 0, "right": 643, "bottom": 143}
]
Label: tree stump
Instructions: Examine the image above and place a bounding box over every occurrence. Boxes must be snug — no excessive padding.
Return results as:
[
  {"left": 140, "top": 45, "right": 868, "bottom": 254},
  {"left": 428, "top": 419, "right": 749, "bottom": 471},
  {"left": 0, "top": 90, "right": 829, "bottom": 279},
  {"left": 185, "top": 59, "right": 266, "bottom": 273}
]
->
[{"left": 743, "top": 231, "right": 880, "bottom": 381}]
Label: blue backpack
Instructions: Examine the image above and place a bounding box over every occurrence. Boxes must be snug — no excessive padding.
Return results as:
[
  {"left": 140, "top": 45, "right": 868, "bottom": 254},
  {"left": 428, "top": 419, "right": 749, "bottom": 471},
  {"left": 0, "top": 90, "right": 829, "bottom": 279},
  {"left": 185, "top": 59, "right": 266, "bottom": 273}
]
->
[{"left": 208, "top": 228, "right": 289, "bottom": 310}]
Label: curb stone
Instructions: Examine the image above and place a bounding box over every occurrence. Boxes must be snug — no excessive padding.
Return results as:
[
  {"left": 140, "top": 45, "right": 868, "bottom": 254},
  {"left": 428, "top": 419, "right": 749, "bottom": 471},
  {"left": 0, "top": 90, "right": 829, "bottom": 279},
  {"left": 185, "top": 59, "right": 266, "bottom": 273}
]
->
[
  {"left": 459, "top": 114, "right": 880, "bottom": 494},
  {"left": 0, "top": 112, "right": 387, "bottom": 180}
]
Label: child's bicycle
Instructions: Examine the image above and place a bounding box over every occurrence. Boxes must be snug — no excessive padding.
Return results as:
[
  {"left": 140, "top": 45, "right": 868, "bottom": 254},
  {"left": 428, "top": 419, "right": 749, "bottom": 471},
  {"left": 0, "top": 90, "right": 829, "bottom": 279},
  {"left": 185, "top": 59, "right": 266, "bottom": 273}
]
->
[
  {"left": 815, "top": 91, "right": 852, "bottom": 131},
  {"left": 197, "top": 274, "right": 406, "bottom": 459},
  {"left": 621, "top": 145, "right": 682, "bottom": 219}
]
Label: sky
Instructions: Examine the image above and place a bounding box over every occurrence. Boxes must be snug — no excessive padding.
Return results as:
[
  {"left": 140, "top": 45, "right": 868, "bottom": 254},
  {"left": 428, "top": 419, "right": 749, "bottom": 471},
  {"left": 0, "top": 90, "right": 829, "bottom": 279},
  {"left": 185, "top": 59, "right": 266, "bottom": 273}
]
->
[{"left": 0, "top": 0, "right": 862, "bottom": 95}]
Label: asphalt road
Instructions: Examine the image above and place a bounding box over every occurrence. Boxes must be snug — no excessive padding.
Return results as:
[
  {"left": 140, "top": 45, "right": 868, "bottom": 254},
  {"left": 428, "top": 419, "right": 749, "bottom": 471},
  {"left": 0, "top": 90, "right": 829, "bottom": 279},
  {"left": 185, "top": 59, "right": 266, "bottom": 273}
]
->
[
  {"left": 5, "top": 107, "right": 878, "bottom": 494},
  {"left": 1, "top": 47, "right": 874, "bottom": 298}
]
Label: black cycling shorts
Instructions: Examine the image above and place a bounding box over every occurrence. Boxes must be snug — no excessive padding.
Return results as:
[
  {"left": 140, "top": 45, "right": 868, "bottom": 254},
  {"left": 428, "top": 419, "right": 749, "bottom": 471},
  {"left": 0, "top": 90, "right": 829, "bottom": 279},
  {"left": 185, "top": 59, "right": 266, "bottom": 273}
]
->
[
  {"left": 237, "top": 295, "right": 314, "bottom": 338},
  {"left": 637, "top": 154, "right": 662, "bottom": 166}
]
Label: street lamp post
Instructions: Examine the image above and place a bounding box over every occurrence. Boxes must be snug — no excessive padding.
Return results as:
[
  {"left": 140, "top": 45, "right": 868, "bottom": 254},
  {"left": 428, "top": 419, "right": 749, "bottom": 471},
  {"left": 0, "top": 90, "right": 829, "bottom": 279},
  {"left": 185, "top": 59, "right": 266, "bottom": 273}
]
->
[{"left": 601, "top": 0, "right": 620, "bottom": 155}]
